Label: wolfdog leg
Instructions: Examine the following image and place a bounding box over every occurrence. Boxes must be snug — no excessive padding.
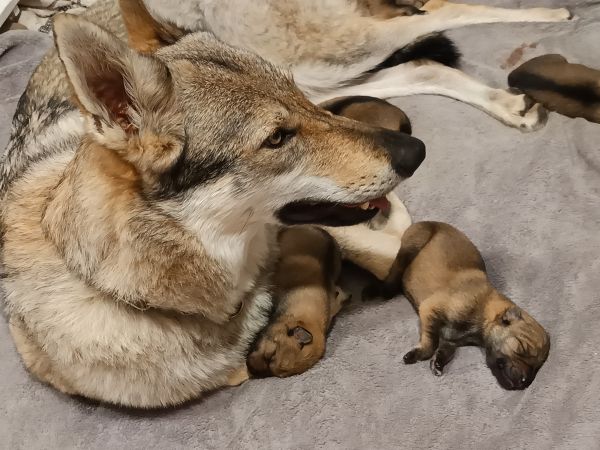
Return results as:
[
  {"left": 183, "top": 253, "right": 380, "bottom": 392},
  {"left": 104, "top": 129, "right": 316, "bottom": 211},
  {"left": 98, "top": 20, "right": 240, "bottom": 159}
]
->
[
  {"left": 313, "top": 61, "right": 548, "bottom": 131},
  {"left": 325, "top": 192, "right": 411, "bottom": 280},
  {"left": 377, "top": 1, "right": 572, "bottom": 43}
]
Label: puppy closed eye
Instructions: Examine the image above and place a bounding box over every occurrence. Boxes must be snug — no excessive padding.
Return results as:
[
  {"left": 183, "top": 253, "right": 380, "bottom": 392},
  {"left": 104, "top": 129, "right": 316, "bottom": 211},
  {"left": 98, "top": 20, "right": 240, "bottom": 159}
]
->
[
  {"left": 288, "top": 326, "right": 313, "bottom": 348},
  {"left": 263, "top": 128, "right": 295, "bottom": 149}
]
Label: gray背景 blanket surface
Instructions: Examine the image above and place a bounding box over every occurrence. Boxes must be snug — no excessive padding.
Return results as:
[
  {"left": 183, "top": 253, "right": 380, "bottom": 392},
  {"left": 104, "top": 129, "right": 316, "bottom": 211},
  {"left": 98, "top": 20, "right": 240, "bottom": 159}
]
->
[{"left": 1, "top": 1, "right": 599, "bottom": 448}]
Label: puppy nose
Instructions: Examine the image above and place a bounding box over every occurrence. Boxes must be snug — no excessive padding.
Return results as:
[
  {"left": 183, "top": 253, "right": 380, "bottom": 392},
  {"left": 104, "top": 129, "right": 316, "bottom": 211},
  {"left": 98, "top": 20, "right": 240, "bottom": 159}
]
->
[{"left": 374, "top": 129, "right": 426, "bottom": 177}]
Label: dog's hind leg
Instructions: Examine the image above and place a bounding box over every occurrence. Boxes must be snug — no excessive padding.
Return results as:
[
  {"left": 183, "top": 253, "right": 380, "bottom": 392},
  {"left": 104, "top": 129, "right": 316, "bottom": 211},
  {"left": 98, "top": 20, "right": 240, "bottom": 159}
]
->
[
  {"left": 377, "top": 1, "right": 572, "bottom": 43},
  {"left": 418, "top": 1, "right": 572, "bottom": 23},
  {"left": 313, "top": 61, "right": 548, "bottom": 131}
]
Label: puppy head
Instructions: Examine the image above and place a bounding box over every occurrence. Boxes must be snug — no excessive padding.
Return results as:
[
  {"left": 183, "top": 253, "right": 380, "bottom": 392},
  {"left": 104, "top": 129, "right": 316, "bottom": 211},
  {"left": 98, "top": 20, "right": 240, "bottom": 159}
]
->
[
  {"left": 246, "top": 320, "right": 324, "bottom": 378},
  {"left": 485, "top": 304, "right": 550, "bottom": 390}
]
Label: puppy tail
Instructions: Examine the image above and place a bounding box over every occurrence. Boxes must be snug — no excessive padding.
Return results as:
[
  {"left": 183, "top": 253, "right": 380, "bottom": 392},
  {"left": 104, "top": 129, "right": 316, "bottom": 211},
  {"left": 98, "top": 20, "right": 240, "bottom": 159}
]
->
[{"left": 372, "top": 33, "right": 461, "bottom": 72}]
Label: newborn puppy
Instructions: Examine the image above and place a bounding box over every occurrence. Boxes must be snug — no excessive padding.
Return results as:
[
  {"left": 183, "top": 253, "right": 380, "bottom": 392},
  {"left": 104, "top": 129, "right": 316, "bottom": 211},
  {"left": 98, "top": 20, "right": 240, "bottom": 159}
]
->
[
  {"left": 319, "top": 96, "right": 412, "bottom": 134},
  {"left": 364, "top": 221, "right": 550, "bottom": 390},
  {"left": 246, "top": 226, "right": 350, "bottom": 378},
  {"left": 230, "top": 98, "right": 410, "bottom": 384},
  {"left": 508, "top": 54, "right": 600, "bottom": 124}
]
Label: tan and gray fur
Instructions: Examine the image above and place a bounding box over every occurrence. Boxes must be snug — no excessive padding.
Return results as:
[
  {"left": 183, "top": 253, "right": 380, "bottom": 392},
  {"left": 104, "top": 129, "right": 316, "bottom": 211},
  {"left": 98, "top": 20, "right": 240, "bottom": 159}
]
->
[
  {"left": 0, "top": 0, "right": 426, "bottom": 407},
  {"left": 509, "top": 54, "right": 600, "bottom": 124},
  {"left": 242, "top": 99, "right": 410, "bottom": 381},
  {"left": 365, "top": 222, "right": 550, "bottom": 390},
  {"left": 1, "top": 0, "right": 577, "bottom": 301},
  {"left": 144, "top": 0, "right": 575, "bottom": 132},
  {"left": 137, "top": 0, "right": 577, "bottom": 281},
  {"left": 246, "top": 226, "right": 350, "bottom": 379}
]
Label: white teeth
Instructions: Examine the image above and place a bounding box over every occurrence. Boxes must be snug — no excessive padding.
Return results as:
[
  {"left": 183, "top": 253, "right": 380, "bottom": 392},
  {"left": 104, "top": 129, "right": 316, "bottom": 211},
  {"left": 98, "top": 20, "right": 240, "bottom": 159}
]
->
[{"left": 359, "top": 202, "right": 370, "bottom": 210}]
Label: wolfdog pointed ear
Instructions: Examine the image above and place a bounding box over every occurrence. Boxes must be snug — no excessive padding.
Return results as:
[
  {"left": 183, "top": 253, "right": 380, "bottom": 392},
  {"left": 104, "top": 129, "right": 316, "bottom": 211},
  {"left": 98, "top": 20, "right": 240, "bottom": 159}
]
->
[
  {"left": 119, "top": 0, "right": 184, "bottom": 53},
  {"left": 53, "top": 14, "right": 182, "bottom": 172}
]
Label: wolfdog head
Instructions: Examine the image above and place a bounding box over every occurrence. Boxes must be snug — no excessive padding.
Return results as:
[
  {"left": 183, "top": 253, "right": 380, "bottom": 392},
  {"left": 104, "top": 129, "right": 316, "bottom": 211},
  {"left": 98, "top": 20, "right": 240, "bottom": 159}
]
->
[{"left": 52, "top": 10, "right": 425, "bottom": 232}]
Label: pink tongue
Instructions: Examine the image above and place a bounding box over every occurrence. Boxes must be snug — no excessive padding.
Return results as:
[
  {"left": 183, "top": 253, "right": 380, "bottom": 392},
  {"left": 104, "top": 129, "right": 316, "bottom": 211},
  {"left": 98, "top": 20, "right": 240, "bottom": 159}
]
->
[{"left": 369, "top": 196, "right": 391, "bottom": 213}]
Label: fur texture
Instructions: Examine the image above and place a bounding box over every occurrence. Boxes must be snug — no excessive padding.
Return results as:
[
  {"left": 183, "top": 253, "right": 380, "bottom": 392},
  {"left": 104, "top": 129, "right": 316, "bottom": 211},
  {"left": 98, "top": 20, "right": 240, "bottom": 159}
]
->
[
  {"left": 365, "top": 222, "right": 551, "bottom": 390},
  {"left": 1, "top": 5, "right": 425, "bottom": 407},
  {"left": 145, "top": 0, "right": 573, "bottom": 131}
]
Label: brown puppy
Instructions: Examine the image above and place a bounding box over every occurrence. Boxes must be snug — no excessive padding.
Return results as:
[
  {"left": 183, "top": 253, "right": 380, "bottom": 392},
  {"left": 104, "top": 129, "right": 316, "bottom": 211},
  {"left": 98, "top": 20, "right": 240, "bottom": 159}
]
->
[
  {"left": 319, "top": 96, "right": 412, "bottom": 134},
  {"left": 364, "top": 221, "right": 550, "bottom": 390},
  {"left": 508, "top": 54, "right": 600, "bottom": 124},
  {"left": 246, "top": 226, "right": 349, "bottom": 378},
  {"left": 241, "top": 98, "right": 411, "bottom": 380}
]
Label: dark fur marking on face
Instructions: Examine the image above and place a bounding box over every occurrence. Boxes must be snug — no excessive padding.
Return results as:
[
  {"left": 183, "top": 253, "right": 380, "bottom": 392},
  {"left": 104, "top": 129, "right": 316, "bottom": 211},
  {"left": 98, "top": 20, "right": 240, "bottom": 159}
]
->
[
  {"left": 155, "top": 139, "right": 234, "bottom": 197},
  {"left": 508, "top": 71, "right": 600, "bottom": 105}
]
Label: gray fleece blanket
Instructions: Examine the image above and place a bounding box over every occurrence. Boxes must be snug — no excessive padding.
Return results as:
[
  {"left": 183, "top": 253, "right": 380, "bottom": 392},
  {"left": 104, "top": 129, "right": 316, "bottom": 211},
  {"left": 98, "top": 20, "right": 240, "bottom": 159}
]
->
[{"left": 1, "top": 1, "right": 600, "bottom": 448}]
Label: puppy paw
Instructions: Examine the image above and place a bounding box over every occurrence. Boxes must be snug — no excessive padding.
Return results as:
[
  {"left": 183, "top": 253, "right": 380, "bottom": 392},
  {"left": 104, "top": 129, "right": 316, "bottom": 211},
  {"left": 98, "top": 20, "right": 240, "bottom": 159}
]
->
[
  {"left": 227, "top": 366, "right": 249, "bottom": 386},
  {"left": 430, "top": 358, "right": 444, "bottom": 376},
  {"left": 517, "top": 103, "right": 548, "bottom": 132},
  {"left": 403, "top": 349, "right": 419, "bottom": 364},
  {"left": 401, "top": 348, "right": 423, "bottom": 364},
  {"left": 335, "top": 286, "right": 352, "bottom": 305}
]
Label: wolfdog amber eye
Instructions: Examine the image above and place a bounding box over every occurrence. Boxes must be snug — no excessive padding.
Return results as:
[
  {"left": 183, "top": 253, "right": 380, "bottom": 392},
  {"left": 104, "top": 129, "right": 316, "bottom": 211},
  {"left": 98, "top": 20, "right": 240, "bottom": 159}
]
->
[
  {"left": 264, "top": 128, "right": 294, "bottom": 149},
  {"left": 266, "top": 130, "right": 283, "bottom": 147}
]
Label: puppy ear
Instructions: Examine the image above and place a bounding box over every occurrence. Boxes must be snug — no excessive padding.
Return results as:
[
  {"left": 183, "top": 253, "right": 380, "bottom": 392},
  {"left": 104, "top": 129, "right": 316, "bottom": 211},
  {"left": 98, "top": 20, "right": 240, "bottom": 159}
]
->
[
  {"left": 292, "top": 327, "right": 313, "bottom": 346},
  {"left": 501, "top": 306, "right": 523, "bottom": 325},
  {"left": 53, "top": 14, "right": 182, "bottom": 173},
  {"left": 119, "top": 0, "right": 184, "bottom": 53}
]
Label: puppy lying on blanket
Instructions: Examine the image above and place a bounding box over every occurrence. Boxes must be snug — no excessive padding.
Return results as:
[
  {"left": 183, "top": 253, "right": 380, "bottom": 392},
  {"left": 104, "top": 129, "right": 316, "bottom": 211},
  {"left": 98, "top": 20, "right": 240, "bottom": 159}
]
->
[
  {"left": 318, "top": 96, "right": 412, "bottom": 134},
  {"left": 508, "top": 54, "right": 600, "bottom": 124},
  {"left": 364, "top": 221, "right": 550, "bottom": 390},
  {"left": 245, "top": 226, "right": 350, "bottom": 379},
  {"left": 240, "top": 97, "right": 410, "bottom": 381}
]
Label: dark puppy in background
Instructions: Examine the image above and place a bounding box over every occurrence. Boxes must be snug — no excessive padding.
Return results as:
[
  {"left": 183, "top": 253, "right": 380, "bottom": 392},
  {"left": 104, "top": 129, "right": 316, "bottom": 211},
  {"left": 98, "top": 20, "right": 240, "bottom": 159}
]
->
[
  {"left": 509, "top": 54, "right": 600, "bottom": 124},
  {"left": 365, "top": 221, "right": 550, "bottom": 390},
  {"left": 246, "top": 226, "right": 349, "bottom": 378},
  {"left": 319, "top": 96, "right": 413, "bottom": 134}
]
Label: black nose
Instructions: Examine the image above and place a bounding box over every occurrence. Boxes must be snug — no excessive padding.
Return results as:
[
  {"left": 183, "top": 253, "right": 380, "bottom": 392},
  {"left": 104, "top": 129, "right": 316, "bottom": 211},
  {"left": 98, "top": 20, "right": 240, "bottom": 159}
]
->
[{"left": 374, "top": 129, "right": 426, "bottom": 178}]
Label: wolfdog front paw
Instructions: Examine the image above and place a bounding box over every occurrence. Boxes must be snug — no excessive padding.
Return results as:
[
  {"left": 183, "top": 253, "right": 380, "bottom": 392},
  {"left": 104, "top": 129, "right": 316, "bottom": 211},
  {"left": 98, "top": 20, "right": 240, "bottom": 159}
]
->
[
  {"left": 515, "top": 100, "right": 549, "bottom": 133},
  {"left": 490, "top": 91, "right": 548, "bottom": 132}
]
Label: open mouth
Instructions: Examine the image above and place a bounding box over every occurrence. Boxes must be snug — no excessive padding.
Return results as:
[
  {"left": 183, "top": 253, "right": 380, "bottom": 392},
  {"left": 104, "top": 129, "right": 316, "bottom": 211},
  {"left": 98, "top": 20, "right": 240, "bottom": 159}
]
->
[{"left": 277, "top": 196, "right": 392, "bottom": 227}]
